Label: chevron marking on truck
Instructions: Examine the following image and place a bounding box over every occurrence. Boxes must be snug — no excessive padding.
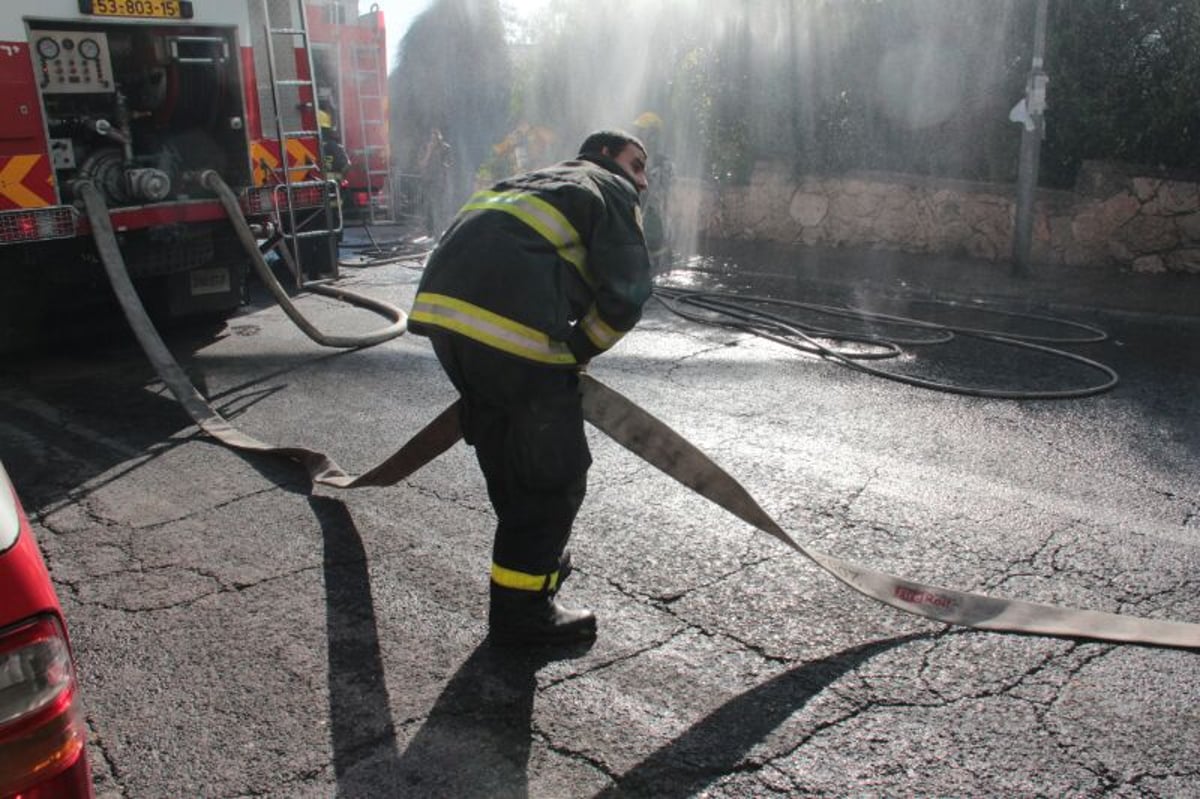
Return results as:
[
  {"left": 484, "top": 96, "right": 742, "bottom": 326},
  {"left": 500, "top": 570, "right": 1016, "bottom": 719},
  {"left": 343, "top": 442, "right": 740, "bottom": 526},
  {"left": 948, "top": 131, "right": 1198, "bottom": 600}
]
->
[{"left": 0, "top": 155, "right": 52, "bottom": 209}]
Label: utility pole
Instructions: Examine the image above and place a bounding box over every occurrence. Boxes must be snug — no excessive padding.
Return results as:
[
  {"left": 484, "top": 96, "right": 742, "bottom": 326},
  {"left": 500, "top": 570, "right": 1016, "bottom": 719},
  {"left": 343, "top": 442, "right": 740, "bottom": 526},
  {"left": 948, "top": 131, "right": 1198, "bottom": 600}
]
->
[{"left": 1012, "top": 0, "right": 1049, "bottom": 276}]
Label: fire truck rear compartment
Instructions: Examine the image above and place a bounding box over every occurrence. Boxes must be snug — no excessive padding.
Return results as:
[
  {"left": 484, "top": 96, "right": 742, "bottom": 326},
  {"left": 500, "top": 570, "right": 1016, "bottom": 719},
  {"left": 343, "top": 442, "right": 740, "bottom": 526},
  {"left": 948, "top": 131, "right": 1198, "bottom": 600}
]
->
[
  {"left": 20, "top": 20, "right": 252, "bottom": 333},
  {"left": 30, "top": 20, "right": 251, "bottom": 206}
]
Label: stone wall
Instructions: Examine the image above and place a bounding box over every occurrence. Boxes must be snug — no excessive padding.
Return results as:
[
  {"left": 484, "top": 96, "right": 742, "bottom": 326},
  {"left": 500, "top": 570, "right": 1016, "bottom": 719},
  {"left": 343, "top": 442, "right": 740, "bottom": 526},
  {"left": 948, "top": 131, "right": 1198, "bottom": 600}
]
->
[{"left": 670, "top": 160, "right": 1200, "bottom": 274}]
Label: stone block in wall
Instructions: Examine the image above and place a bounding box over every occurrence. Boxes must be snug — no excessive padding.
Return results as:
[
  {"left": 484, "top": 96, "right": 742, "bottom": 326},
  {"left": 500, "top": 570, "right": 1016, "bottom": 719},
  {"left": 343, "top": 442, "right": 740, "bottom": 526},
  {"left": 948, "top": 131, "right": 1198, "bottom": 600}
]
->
[
  {"left": 1105, "top": 238, "right": 1136, "bottom": 264},
  {"left": 1165, "top": 249, "right": 1200, "bottom": 274},
  {"left": 960, "top": 196, "right": 1012, "bottom": 262},
  {"left": 1179, "top": 212, "right": 1200, "bottom": 243},
  {"left": 1071, "top": 209, "right": 1110, "bottom": 250},
  {"left": 1098, "top": 192, "right": 1140, "bottom": 228},
  {"left": 1143, "top": 180, "right": 1200, "bottom": 216},
  {"left": 872, "top": 186, "right": 925, "bottom": 247},
  {"left": 1131, "top": 177, "right": 1161, "bottom": 203},
  {"left": 830, "top": 184, "right": 883, "bottom": 220},
  {"left": 1133, "top": 254, "right": 1167, "bottom": 273},
  {"left": 1048, "top": 214, "right": 1074, "bottom": 252},
  {"left": 966, "top": 232, "right": 999, "bottom": 261},
  {"left": 788, "top": 192, "right": 829, "bottom": 227},
  {"left": 1119, "top": 214, "right": 1179, "bottom": 252}
]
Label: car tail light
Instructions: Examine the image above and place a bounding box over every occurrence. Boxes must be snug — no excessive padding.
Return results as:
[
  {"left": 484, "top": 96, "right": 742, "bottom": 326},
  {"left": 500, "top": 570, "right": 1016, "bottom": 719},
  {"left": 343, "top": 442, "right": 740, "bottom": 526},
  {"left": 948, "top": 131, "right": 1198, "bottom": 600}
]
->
[
  {"left": 0, "top": 208, "right": 77, "bottom": 245},
  {"left": 0, "top": 614, "right": 91, "bottom": 798}
]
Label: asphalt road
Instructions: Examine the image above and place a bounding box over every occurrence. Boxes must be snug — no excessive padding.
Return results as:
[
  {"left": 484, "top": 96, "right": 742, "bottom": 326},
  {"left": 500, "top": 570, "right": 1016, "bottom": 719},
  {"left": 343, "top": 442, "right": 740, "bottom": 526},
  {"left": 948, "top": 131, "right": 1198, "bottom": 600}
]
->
[{"left": 2, "top": 249, "right": 1199, "bottom": 797}]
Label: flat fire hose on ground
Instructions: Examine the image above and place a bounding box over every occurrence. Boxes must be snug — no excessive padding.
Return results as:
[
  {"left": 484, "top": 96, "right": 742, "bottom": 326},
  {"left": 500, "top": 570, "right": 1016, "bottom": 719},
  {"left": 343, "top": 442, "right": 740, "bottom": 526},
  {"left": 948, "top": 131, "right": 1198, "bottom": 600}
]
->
[
  {"left": 80, "top": 182, "right": 1200, "bottom": 650},
  {"left": 79, "top": 180, "right": 456, "bottom": 488}
]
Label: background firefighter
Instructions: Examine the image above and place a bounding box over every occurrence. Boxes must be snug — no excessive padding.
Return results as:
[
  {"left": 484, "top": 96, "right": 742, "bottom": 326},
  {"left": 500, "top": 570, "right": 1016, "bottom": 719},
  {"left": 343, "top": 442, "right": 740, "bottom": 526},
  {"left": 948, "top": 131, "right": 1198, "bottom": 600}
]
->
[
  {"left": 632, "top": 111, "right": 674, "bottom": 268},
  {"left": 408, "top": 130, "right": 652, "bottom": 645}
]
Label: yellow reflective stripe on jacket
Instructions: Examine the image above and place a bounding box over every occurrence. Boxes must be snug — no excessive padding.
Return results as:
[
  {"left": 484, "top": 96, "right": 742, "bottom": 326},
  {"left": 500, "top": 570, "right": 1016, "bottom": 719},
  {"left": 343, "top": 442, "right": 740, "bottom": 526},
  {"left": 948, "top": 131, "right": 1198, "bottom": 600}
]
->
[
  {"left": 580, "top": 305, "right": 624, "bottom": 351},
  {"left": 491, "top": 562, "right": 561, "bottom": 592},
  {"left": 411, "top": 292, "right": 577, "bottom": 366},
  {"left": 462, "top": 190, "right": 592, "bottom": 283}
]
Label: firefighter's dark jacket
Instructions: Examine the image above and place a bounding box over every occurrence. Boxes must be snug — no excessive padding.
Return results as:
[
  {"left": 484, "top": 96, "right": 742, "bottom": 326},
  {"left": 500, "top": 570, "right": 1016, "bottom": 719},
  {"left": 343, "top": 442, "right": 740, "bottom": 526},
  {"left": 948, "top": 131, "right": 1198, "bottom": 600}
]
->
[{"left": 409, "top": 154, "right": 652, "bottom": 366}]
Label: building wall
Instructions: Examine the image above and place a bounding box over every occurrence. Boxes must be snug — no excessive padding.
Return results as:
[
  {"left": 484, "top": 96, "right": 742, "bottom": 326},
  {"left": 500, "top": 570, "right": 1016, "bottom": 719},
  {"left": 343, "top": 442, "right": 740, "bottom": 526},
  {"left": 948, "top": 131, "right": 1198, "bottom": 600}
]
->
[{"left": 671, "top": 160, "right": 1200, "bottom": 274}]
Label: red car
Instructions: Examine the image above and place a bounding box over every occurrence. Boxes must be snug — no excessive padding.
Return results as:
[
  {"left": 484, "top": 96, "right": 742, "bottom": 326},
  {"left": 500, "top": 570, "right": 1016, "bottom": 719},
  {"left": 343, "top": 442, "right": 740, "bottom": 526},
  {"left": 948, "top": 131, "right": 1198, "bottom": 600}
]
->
[{"left": 0, "top": 461, "right": 93, "bottom": 798}]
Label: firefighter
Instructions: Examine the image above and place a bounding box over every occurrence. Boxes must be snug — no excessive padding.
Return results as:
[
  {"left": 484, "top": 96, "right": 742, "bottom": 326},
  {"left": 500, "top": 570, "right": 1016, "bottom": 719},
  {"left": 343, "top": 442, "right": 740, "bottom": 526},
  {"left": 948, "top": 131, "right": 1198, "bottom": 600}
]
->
[
  {"left": 418, "top": 127, "right": 454, "bottom": 236},
  {"left": 318, "top": 107, "right": 350, "bottom": 179},
  {"left": 632, "top": 111, "right": 674, "bottom": 267},
  {"left": 408, "top": 130, "right": 652, "bottom": 645}
]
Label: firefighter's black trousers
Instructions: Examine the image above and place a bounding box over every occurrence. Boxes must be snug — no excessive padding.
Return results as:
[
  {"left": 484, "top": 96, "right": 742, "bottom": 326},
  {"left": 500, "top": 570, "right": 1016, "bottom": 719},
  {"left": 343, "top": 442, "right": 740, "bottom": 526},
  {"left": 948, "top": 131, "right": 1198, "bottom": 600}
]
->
[{"left": 429, "top": 333, "right": 591, "bottom": 579}]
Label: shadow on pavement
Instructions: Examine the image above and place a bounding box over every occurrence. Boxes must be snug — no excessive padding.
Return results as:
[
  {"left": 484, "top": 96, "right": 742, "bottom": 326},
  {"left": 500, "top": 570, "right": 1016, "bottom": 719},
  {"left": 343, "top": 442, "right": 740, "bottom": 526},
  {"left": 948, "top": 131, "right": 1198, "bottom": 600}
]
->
[
  {"left": 310, "top": 496, "right": 403, "bottom": 793},
  {"left": 392, "top": 639, "right": 593, "bottom": 797},
  {"left": 311, "top": 494, "right": 593, "bottom": 798},
  {"left": 593, "top": 632, "right": 933, "bottom": 798}
]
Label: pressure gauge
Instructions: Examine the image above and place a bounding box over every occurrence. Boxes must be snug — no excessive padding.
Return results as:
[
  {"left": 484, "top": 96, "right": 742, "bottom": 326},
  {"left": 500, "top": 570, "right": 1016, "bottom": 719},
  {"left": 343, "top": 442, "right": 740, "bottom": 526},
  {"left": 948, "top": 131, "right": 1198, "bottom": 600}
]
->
[
  {"left": 36, "top": 37, "right": 59, "bottom": 59},
  {"left": 79, "top": 38, "right": 101, "bottom": 60}
]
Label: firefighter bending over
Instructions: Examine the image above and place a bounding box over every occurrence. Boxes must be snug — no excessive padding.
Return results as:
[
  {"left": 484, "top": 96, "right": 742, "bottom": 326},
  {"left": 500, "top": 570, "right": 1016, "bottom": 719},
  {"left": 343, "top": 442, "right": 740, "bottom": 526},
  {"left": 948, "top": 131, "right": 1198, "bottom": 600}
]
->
[{"left": 408, "top": 130, "right": 652, "bottom": 645}]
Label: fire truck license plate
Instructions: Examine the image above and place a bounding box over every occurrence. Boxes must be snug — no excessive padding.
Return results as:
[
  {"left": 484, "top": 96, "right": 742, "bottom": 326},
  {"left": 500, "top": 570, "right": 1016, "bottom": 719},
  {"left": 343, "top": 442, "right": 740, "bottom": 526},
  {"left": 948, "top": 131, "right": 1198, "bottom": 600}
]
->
[
  {"left": 189, "top": 268, "right": 231, "bottom": 296},
  {"left": 84, "top": 0, "right": 193, "bottom": 20}
]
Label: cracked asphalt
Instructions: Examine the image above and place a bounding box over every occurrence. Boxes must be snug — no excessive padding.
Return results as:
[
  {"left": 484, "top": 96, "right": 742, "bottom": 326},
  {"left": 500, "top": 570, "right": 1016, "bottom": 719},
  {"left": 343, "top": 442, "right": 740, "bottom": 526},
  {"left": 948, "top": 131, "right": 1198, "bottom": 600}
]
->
[{"left": 2, "top": 241, "right": 1198, "bottom": 797}]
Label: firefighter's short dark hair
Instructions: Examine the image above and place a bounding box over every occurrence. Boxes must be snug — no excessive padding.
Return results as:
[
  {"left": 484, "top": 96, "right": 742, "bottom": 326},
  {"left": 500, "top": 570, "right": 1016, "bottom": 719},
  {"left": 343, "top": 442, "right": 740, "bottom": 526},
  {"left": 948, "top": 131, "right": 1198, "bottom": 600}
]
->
[{"left": 578, "top": 130, "right": 647, "bottom": 160}]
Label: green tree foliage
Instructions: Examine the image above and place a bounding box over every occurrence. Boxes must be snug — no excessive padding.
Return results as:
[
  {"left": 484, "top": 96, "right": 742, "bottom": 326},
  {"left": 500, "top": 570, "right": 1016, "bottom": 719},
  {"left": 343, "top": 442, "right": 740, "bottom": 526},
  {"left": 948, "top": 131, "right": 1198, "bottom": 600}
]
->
[{"left": 1043, "top": 0, "right": 1200, "bottom": 186}]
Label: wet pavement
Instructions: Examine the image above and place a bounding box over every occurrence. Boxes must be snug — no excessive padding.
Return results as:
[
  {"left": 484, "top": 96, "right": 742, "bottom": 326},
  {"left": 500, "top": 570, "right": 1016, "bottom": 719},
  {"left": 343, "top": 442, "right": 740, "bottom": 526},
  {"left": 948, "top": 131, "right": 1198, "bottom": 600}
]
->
[{"left": 2, "top": 228, "right": 1198, "bottom": 797}]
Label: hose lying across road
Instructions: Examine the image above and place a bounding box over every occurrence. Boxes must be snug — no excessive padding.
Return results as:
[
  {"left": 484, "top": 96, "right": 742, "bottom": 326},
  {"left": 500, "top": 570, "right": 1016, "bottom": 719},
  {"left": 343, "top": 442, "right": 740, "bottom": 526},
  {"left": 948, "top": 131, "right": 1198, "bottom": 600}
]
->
[{"left": 80, "top": 178, "right": 1197, "bottom": 649}]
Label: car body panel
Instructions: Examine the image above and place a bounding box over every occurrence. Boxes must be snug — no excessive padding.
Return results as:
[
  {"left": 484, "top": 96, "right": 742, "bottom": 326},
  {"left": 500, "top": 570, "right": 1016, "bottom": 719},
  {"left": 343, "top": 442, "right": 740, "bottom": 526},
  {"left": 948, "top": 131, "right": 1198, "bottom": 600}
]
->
[
  {"left": 0, "top": 459, "right": 93, "bottom": 799},
  {"left": 0, "top": 462, "right": 59, "bottom": 629}
]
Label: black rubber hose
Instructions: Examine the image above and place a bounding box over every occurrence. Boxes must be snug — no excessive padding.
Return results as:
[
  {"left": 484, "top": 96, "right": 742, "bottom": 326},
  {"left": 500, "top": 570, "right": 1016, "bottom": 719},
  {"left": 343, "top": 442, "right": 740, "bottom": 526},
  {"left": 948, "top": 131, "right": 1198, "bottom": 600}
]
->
[{"left": 653, "top": 287, "right": 1119, "bottom": 399}]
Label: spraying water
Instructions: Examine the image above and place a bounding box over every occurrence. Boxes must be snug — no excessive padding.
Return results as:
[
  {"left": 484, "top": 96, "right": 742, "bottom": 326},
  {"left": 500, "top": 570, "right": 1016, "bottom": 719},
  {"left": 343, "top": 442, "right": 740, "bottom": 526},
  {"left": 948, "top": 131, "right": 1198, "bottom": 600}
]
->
[{"left": 390, "top": 0, "right": 1031, "bottom": 255}]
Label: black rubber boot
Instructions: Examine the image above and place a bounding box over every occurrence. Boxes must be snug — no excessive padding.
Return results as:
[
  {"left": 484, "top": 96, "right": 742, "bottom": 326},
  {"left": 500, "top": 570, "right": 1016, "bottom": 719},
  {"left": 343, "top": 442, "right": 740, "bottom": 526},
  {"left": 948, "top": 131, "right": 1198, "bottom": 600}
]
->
[{"left": 488, "top": 554, "right": 596, "bottom": 645}]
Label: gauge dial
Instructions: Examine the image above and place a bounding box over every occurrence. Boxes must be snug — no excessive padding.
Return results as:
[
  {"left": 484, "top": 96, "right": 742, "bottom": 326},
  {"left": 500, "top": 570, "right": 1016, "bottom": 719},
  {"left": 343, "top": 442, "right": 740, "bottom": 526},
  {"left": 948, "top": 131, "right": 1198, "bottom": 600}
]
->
[
  {"left": 79, "top": 38, "right": 101, "bottom": 60},
  {"left": 36, "top": 37, "right": 59, "bottom": 59}
]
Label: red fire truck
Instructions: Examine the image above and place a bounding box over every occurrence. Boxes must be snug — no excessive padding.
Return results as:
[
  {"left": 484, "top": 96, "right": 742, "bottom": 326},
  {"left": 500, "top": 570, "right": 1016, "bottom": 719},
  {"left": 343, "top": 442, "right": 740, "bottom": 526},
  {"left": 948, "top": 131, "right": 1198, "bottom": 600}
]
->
[
  {"left": 0, "top": 0, "right": 357, "bottom": 349},
  {"left": 306, "top": 0, "right": 390, "bottom": 222}
]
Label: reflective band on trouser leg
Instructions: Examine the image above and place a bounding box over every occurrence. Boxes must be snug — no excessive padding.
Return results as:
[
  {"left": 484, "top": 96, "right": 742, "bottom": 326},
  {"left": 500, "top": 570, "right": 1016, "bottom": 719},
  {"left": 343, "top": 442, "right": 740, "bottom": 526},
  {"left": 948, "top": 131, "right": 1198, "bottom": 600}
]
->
[
  {"left": 411, "top": 292, "right": 577, "bottom": 366},
  {"left": 580, "top": 306, "right": 624, "bottom": 351},
  {"left": 492, "top": 562, "right": 560, "bottom": 592},
  {"left": 461, "top": 190, "right": 592, "bottom": 284}
]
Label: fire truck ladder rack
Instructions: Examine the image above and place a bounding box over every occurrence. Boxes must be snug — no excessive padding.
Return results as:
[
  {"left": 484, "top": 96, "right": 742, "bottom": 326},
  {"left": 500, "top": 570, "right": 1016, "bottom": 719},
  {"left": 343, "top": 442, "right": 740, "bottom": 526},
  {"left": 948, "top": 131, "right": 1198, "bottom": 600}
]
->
[
  {"left": 260, "top": 0, "right": 339, "bottom": 285},
  {"left": 352, "top": 39, "right": 392, "bottom": 224}
]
